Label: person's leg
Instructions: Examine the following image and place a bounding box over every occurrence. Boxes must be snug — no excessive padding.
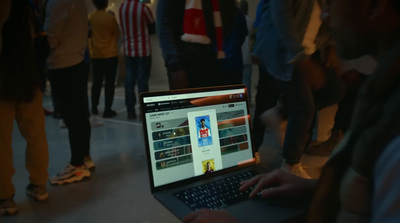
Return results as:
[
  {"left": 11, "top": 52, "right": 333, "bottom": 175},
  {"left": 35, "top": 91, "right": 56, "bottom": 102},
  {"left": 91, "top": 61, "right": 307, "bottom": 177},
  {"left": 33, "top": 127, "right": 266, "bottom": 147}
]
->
[
  {"left": 279, "top": 69, "right": 315, "bottom": 164},
  {"left": 253, "top": 67, "right": 280, "bottom": 151},
  {"left": 51, "top": 61, "right": 91, "bottom": 166},
  {"left": 16, "top": 88, "right": 49, "bottom": 187},
  {"left": 0, "top": 99, "right": 16, "bottom": 200},
  {"left": 104, "top": 56, "right": 118, "bottom": 113},
  {"left": 47, "top": 72, "right": 61, "bottom": 118},
  {"left": 91, "top": 58, "right": 104, "bottom": 114},
  {"left": 136, "top": 56, "right": 151, "bottom": 94},
  {"left": 125, "top": 56, "right": 137, "bottom": 116},
  {"left": 312, "top": 68, "right": 343, "bottom": 111}
]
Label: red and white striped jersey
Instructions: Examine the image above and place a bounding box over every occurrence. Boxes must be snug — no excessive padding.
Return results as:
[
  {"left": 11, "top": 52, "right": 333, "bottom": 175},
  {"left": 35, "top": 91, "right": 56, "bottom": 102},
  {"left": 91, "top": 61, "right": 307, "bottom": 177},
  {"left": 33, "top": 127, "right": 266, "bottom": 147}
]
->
[{"left": 119, "top": 0, "right": 155, "bottom": 57}]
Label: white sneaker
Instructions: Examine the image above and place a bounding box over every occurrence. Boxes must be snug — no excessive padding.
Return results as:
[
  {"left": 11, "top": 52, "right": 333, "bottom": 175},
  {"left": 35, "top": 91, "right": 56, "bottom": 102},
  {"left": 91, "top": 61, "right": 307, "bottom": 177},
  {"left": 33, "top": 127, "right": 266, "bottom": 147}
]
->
[
  {"left": 84, "top": 156, "right": 95, "bottom": 171},
  {"left": 50, "top": 164, "right": 91, "bottom": 185},
  {"left": 90, "top": 116, "right": 104, "bottom": 128},
  {"left": 59, "top": 119, "right": 66, "bottom": 128},
  {"left": 281, "top": 162, "right": 312, "bottom": 179}
]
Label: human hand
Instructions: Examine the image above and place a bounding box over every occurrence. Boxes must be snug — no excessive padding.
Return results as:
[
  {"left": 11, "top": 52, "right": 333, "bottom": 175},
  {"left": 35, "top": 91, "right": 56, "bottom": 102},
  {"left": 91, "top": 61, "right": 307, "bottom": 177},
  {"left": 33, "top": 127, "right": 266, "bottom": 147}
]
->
[
  {"left": 170, "top": 69, "right": 189, "bottom": 89},
  {"left": 340, "top": 69, "right": 364, "bottom": 88},
  {"left": 183, "top": 209, "right": 240, "bottom": 223},
  {"left": 324, "top": 46, "right": 343, "bottom": 76},
  {"left": 324, "top": 46, "right": 340, "bottom": 69},
  {"left": 239, "top": 169, "right": 317, "bottom": 199}
]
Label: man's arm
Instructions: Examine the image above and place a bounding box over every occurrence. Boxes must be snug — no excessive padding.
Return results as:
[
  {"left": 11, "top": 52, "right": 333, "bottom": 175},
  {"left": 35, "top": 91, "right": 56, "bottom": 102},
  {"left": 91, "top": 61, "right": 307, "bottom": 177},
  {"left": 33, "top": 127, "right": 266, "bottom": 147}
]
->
[
  {"left": 44, "top": 0, "right": 71, "bottom": 49},
  {"left": 270, "top": 0, "right": 308, "bottom": 55},
  {"left": 143, "top": 5, "right": 155, "bottom": 35},
  {"left": 156, "top": 0, "right": 183, "bottom": 72},
  {"left": 156, "top": 0, "right": 188, "bottom": 89},
  {"left": 372, "top": 135, "right": 400, "bottom": 222}
]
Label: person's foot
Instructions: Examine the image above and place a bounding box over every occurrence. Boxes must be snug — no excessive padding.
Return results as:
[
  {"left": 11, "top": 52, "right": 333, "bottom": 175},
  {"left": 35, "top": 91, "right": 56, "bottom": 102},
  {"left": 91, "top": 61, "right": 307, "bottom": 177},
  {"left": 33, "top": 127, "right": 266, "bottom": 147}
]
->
[
  {"left": 84, "top": 156, "right": 96, "bottom": 171},
  {"left": 43, "top": 108, "right": 53, "bottom": 116},
  {"left": 92, "top": 107, "right": 99, "bottom": 115},
  {"left": 128, "top": 112, "right": 137, "bottom": 120},
  {"left": 26, "top": 184, "right": 48, "bottom": 202},
  {"left": 0, "top": 198, "right": 17, "bottom": 216},
  {"left": 306, "top": 129, "right": 344, "bottom": 156},
  {"left": 103, "top": 109, "right": 117, "bottom": 118},
  {"left": 89, "top": 116, "right": 104, "bottom": 128},
  {"left": 281, "top": 162, "right": 312, "bottom": 179},
  {"left": 59, "top": 119, "right": 66, "bottom": 128},
  {"left": 50, "top": 164, "right": 91, "bottom": 185}
]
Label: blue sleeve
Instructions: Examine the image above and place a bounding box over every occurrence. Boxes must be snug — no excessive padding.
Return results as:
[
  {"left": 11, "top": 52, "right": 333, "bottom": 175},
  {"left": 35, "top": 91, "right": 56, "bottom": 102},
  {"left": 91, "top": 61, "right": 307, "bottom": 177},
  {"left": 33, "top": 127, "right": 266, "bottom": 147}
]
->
[
  {"left": 156, "top": 0, "right": 183, "bottom": 72},
  {"left": 253, "top": 0, "right": 265, "bottom": 28},
  {"left": 372, "top": 135, "right": 400, "bottom": 223}
]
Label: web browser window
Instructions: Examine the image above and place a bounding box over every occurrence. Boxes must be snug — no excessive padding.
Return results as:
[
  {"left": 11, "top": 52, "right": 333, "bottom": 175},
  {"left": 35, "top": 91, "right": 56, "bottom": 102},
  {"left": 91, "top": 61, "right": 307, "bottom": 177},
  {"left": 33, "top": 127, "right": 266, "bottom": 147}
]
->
[{"left": 142, "top": 88, "right": 254, "bottom": 187}]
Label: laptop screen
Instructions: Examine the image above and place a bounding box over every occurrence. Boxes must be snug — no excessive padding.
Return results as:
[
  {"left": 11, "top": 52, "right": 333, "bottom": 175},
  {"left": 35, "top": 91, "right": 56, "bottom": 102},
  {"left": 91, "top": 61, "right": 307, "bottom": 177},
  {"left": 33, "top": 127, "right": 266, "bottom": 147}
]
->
[{"left": 140, "top": 85, "right": 255, "bottom": 188}]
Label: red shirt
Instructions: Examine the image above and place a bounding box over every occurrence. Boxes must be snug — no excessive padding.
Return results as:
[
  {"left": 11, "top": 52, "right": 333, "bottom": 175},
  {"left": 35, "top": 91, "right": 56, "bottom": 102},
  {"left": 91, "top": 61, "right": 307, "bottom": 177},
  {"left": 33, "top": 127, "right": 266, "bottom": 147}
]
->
[
  {"left": 119, "top": 0, "right": 155, "bottom": 57},
  {"left": 199, "top": 128, "right": 210, "bottom": 138}
]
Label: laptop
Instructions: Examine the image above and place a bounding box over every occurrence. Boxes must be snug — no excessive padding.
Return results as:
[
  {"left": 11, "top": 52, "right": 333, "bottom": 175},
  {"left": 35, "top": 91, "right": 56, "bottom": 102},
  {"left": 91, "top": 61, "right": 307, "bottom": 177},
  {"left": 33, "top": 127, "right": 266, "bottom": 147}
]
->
[{"left": 140, "top": 85, "right": 306, "bottom": 222}]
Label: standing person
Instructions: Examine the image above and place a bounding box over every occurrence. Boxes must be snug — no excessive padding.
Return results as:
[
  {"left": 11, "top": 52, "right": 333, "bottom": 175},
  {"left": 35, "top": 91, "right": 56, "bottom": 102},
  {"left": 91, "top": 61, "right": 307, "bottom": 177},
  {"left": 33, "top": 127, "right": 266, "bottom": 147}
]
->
[
  {"left": 44, "top": 0, "right": 93, "bottom": 185},
  {"left": 184, "top": 0, "right": 400, "bottom": 221},
  {"left": 157, "top": 0, "right": 237, "bottom": 90},
  {"left": 89, "top": 0, "right": 121, "bottom": 118},
  {"left": 254, "top": 0, "right": 343, "bottom": 178},
  {"left": 119, "top": 0, "right": 155, "bottom": 120},
  {"left": 239, "top": 0, "right": 254, "bottom": 101},
  {"left": 1, "top": 0, "right": 49, "bottom": 215}
]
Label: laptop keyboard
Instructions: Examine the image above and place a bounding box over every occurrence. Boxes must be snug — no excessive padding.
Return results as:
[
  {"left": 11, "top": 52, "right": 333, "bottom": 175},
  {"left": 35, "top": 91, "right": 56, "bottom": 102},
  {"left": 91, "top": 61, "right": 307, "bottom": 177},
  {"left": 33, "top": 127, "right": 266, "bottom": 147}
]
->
[{"left": 174, "top": 171, "right": 257, "bottom": 211}]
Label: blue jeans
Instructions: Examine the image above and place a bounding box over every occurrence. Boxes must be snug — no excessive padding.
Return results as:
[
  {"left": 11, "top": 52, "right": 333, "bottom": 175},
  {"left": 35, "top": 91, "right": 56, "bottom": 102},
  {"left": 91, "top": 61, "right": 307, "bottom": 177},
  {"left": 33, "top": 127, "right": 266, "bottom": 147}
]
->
[
  {"left": 242, "top": 64, "right": 253, "bottom": 102},
  {"left": 278, "top": 67, "right": 343, "bottom": 164},
  {"left": 125, "top": 56, "right": 151, "bottom": 114}
]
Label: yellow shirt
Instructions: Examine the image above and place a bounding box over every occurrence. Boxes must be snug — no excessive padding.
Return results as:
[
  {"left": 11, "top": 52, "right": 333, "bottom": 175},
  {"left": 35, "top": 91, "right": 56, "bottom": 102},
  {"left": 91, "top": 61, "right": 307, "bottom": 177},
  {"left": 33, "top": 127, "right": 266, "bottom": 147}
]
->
[{"left": 88, "top": 10, "right": 120, "bottom": 58}]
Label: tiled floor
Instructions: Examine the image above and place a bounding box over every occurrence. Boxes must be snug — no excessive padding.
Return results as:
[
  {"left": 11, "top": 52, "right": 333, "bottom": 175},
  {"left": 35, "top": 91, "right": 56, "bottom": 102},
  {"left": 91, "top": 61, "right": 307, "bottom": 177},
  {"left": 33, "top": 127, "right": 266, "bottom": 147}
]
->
[{"left": 2, "top": 37, "right": 334, "bottom": 223}]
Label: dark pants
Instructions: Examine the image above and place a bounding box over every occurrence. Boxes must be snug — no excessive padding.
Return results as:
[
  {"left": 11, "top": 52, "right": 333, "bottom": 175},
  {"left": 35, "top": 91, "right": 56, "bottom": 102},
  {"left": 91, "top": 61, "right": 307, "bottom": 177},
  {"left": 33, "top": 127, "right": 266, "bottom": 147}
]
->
[
  {"left": 253, "top": 66, "right": 280, "bottom": 151},
  {"left": 168, "top": 45, "right": 223, "bottom": 89},
  {"left": 278, "top": 68, "right": 343, "bottom": 164},
  {"left": 125, "top": 56, "right": 151, "bottom": 114},
  {"left": 333, "top": 74, "right": 366, "bottom": 132},
  {"left": 47, "top": 72, "right": 60, "bottom": 114},
  {"left": 48, "top": 61, "right": 91, "bottom": 166},
  {"left": 91, "top": 57, "right": 118, "bottom": 111}
]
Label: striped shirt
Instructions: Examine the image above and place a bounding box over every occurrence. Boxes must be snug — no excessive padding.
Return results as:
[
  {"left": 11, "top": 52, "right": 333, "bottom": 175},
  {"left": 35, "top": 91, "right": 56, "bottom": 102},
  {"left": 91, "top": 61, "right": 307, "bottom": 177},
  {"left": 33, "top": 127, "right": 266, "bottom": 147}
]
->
[{"left": 119, "top": 0, "right": 155, "bottom": 57}]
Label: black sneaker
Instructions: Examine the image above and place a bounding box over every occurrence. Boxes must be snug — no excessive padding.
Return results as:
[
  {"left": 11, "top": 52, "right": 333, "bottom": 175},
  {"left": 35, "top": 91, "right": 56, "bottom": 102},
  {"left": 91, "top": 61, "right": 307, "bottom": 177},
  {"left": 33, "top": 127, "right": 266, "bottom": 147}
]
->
[
  {"left": 26, "top": 184, "right": 48, "bottom": 202},
  {"left": 103, "top": 109, "right": 117, "bottom": 118},
  {"left": 0, "top": 198, "right": 17, "bottom": 216},
  {"left": 306, "top": 129, "right": 344, "bottom": 156},
  {"left": 92, "top": 107, "right": 99, "bottom": 115},
  {"left": 128, "top": 112, "right": 137, "bottom": 120}
]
